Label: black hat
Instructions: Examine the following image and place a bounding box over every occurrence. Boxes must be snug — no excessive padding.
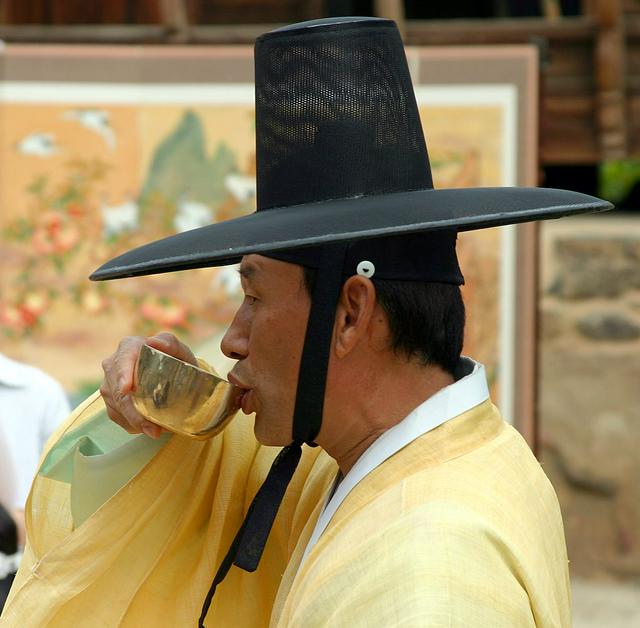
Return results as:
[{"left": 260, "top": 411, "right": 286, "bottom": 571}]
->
[
  {"left": 91, "top": 17, "right": 612, "bottom": 622},
  {"left": 91, "top": 16, "right": 610, "bottom": 282}
]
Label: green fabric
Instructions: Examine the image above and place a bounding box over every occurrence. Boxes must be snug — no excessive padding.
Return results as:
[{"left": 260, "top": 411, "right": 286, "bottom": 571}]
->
[{"left": 40, "top": 409, "right": 170, "bottom": 527}]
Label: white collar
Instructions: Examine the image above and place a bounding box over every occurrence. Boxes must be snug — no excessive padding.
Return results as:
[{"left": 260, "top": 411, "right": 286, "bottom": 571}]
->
[
  {"left": 0, "top": 353, "right": 30, "bottom": 387},
  {"left": 299, "top": 357, "right": 489, "bottom": 568}
]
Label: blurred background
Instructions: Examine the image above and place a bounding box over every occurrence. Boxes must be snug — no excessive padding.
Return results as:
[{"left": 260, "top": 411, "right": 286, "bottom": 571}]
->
[{"left": 0, "top": 1, "right": 639, "bottom": 624}]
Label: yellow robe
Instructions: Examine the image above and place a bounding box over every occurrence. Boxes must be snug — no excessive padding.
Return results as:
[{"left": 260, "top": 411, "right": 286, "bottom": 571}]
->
[{"left": 1, "top": 391, "right": 570, "bottom": 627}]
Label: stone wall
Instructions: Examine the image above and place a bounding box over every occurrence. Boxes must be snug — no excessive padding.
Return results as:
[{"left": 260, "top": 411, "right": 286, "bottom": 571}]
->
[{"left": 539, "top": 216, "right": 640, "bottom": 580}]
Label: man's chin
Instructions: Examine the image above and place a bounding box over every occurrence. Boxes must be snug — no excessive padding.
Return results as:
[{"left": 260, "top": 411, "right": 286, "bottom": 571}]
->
[{"left": 253, "top": 418, "right": 292, "bottom": 447}]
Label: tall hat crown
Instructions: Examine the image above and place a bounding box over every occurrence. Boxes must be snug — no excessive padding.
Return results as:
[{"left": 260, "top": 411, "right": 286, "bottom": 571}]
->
[{"left": 255, "top": 16, "right": 432, "bottom": 210}]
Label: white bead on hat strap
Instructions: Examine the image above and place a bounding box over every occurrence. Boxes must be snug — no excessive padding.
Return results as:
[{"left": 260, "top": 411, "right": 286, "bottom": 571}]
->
[{"left": 356, "top": 260, "right": 375, "bottom": 278}]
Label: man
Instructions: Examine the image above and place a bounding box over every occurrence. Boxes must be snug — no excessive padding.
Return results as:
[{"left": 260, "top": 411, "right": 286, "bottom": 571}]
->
[{"left": 2, "top": 16, "right": 610, "bottom": 627}]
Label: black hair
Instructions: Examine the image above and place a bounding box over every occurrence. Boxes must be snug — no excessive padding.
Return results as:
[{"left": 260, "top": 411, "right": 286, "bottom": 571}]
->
[
  {"left": 0, "top": 502, "right": 17, "bottom": 555},
  {"left": 303, "top": 267, "right": 465, "bottom": 376}
]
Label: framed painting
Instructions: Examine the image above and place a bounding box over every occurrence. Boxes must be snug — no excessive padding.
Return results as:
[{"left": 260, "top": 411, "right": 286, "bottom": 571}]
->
[{"left": 0, "top": 44, "right": 539, "bottom": 443}]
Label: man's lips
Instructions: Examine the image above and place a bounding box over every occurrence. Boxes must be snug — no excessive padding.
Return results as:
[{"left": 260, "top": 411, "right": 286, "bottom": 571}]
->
[
  {"left": 239, "top": 390, "right": 254, "bottom": 415},
  {"left": 227, "top": 372, "right": 254, "bottom": 415}
]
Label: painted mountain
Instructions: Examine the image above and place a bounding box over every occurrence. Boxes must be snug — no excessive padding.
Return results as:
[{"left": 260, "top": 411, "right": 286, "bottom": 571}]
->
[{"left": 139, "top": 110, "right": 236, "bottom": 206}]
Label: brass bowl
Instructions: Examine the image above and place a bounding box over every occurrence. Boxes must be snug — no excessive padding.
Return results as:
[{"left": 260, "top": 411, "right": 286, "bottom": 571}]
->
[{"left": 132, "top": 344, "right": 242, "bottom": 440}]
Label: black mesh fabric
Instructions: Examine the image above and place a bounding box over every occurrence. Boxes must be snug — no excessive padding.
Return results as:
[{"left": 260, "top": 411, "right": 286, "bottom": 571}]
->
[
  {"left": 254, "top": 18, "right": 432, "bottom": 211},
  {"left": 267, "top": 230, "right": 464, "bottom": 284}
]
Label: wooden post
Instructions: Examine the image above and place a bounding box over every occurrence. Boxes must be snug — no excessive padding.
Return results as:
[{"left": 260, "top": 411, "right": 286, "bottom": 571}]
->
[
  {"left": 515, "top": 222, "right": 540, "bottom": 452},
  {"left": 160, "top": 0, "right": 190, "bottom": 43},
  {"left": 541, "top": 0, "right": 562, "bottom": 21},
  {"left": 594, "top": 0, "right": 627, "bottom": 159},
  {"left": 373, "top": 0, "right": 406, "bottom": 40}
]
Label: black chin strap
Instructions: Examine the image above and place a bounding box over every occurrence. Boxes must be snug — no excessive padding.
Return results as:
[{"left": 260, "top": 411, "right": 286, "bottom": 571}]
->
[
  {"left": 198, "top": 243, "right": 348, "bottom": 626},
  {"left": 198, "top": 443, "right": 302, "bottom": 627},
  {"left": 292, "top": 243, "right": 349, "bottom": 444}
]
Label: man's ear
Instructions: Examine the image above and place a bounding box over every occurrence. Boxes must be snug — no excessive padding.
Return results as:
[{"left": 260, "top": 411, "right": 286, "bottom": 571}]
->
[{"left": 334, "top": 275, "right": 377, "bottom": 359}]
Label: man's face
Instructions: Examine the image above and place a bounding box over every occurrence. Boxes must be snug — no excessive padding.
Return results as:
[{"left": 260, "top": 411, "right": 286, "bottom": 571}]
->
[{"left": 221, "top": 254, "right": 311, "bottom": 446}]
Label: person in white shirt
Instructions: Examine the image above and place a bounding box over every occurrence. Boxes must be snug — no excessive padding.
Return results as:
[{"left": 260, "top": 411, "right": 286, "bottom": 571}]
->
[
  {"left": 0, "top": 353, "right": 70, "bottom": 510},
  {"left": 0, "top": 424, "right": 20, "bottom": 612},
  {"left": 0, "top": 352, "right": 69, "bottom": 610}
]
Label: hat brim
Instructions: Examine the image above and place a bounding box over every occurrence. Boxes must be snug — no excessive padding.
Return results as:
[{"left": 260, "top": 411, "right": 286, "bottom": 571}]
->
[{"left": 90, "top": 186, "right": 612, "bottom": 281}]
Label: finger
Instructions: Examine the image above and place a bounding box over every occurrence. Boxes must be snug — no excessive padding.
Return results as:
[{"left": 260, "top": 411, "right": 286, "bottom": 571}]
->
[
  {"left": 146, "top": 332, "right": 198, "bottom": 366},
  {"left": 101, "top": 373, "right": 145, "bottom": 431},
  {"left": 101, "top": 336, "right": 145, "bottom": 397},
  {"left": 140, "top": 421, "right": 164, "bottom": 439},
  {"left": 114, "top": 336, "right": 146, "bottom": 395},
  {"left": 102, "top": 395, "right": 141, "bottom": 434},
  {"left": 103, "top": 390, "right": 165, "bottom": 439},
  {"left": 100, "top": 334, "right": 176, "bottom": 438}
]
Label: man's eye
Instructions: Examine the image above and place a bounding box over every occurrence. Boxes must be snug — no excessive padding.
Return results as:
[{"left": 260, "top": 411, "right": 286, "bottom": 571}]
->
[{"left": 245, "top": 295, "right": 258, "bottom": 306}]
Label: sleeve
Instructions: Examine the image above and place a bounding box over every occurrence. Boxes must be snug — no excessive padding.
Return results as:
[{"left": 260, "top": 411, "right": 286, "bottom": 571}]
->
[{"left": 4, "top": 385, "right": 265, "bottom": 626}]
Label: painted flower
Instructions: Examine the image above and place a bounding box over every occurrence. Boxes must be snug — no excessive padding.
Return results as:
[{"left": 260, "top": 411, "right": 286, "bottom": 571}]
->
[
  {"left": 0, "top": 303, "right": 27, "bottom": 332},
  {"left": 81, "top": 289, "right": 109, "bottom": 314},
  {"left": 32, "top": 211, "right": 80, "bottom": 255},
  {"left": 21, "top": 291, "right": 48, "bottom": 317},
  {"left": 0, "top": 299, "right": 42, "bottom": 333},
  {"left": 66, "top": 203, "right": 87, "bottom": 219},
  {"left": 140, "top": 299, "right": 189, "bottom": 329},
  {"left": 17, "top": 304, "right": 39, "bottom": 327}
]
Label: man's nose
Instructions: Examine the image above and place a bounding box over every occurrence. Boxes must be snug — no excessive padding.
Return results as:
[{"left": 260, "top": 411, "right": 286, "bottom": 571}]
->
[{"left": 220, "top": 312, "right": 249, "bottom": 361}]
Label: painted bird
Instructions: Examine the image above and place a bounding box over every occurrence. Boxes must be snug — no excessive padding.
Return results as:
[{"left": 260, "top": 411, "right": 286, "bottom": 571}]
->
[
  {"left": 224, "top": 173, "right": 256, "bottom": 203},
  {"left": 212, "top": 266, "right": 242, "bottom": 298},
  {"left": 63, "top": 108, "right": 116, "bottom": 150},
  {"left": 100, "top": 197, "right": 139, "bottom": 237},
  {"left": 16, "top": 132, "right": 60, "bottom": 157},
  {"left": 173, "top": 195, "right": 214, "bottom": 233}
]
